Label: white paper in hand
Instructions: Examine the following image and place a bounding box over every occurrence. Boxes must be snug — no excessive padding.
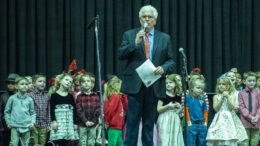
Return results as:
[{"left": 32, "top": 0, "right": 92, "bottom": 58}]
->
[{"left": 136, "top": 59, "right": 161, "bottom": 87}]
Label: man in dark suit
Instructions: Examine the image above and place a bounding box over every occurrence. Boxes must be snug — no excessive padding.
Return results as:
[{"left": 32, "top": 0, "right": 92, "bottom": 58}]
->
[{"left": 117, "top": 5, "right": 175, "bottom": 146}]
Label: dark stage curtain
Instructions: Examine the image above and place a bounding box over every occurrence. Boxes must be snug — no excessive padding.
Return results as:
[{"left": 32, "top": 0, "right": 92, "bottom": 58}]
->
[{"left": 0, "top": 0, "right": 260, "bottom": 92}]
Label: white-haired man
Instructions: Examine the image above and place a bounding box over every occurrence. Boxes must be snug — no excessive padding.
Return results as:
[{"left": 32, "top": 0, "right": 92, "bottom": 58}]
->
[{"left": 118, "top": 5, "right": 175, "bottom": 146}]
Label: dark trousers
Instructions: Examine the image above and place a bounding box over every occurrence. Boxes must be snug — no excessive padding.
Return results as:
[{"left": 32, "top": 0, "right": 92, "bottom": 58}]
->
[
  {"left": 0, "top": 130, "right": 11, "bottom": 146},
  {"left": 124, "top": 85, "right": 158, "bottom": 146}
]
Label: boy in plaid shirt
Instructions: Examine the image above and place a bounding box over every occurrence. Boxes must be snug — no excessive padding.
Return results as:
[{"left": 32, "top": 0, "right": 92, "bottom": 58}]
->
[
  {"left": 28, "top": 74, "right": 51, "bottom": 146},
  {"left": 76, "top": 74, "right": 101, "bottom": 146}
]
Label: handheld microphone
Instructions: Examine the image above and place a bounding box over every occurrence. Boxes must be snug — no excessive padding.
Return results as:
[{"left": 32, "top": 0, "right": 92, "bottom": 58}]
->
[
  {"left": 143, "top": 23, "right": 148, "bottom": 32},
  {"left": 179, "top": 48, "right": 186, "bottom": 58}
]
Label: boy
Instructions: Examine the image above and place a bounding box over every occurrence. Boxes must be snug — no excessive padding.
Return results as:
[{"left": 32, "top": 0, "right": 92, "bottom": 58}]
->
[
  {"left": 0, "top": 73, "right": 19, "bottom": 146},
  {"left": 239, "top": 71, "right": 260, "bottom": 146},
  {"left": 76, "top": 74, "right": 100, "bottom": 146},
  {"left": 28, "top": 74, "right": 51, "bottom": 146}
]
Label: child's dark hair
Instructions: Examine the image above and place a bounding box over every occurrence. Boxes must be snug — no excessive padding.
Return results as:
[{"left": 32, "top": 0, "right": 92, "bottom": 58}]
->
[
  {"left": 32, "top": 74, "right": 46, "bottom": 83},
  {"left": 15, "top": 76, "right": 29, "bottom": 84}
]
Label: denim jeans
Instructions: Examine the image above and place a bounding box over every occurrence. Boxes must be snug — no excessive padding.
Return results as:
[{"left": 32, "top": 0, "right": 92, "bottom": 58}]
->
[{"left": 186, "top": 123, "right": 207, "bottom": 146}]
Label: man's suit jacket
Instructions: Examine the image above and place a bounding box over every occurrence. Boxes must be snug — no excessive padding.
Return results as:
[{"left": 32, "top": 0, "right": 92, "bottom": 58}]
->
[{"left": 118, "top": 28, "right": 175, "bottom": 98}]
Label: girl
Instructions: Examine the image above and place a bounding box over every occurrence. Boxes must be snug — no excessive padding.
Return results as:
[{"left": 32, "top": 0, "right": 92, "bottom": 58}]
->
[
  {"left": 207, "top": 77, "right": 247, "bottom": 146},
  {"left": 4, "top": 77, "right": 36, "bottom": 146},
  {"left": 226, "top": 71, "right": 240, "bottom": 113},
  {"left": 185, "top": 78, "right": 208, "bottom": 146},
  {"left": 103, "top": 75, "right": 128, "bottom": 146},
  {"left": 49, "top": 73, "right": 79, "bottom": 145},
  {"left": 157, "top": 74, "right": 184, "bottom": 146}
]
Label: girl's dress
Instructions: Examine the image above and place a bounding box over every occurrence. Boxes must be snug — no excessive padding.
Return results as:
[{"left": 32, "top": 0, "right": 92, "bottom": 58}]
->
[
  {"left": 49, "top": 93, "right": 79, "bottom": 140},
  {"left": 157, "top": 95, "right": 184, "bottom": 146},
  {"left": 207, "top": 95, "right": 247, "bottom": 146}
]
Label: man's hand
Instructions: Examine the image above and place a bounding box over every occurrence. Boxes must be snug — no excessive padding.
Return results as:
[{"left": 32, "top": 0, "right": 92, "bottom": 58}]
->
[
  {"left": 135, "top": 30, "right": 145, "bottom": 44},
  {"left": 154, "top": 66, "right": 164, "bottom": 75},
  {"left": 29, "top": 123, "right": 34, "bottom": 130}
]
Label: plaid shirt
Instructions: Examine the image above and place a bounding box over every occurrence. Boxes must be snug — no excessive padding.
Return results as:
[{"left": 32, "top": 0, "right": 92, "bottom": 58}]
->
[
  {"left": 76, "top": 92, "right": 100, "bottom": 126},
  {"left": 28, "top": 90, "right": 51, "bottom": 128}
]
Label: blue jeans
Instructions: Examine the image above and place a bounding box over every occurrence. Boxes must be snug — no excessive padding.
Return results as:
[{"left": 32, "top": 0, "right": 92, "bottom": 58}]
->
[{"left": 186, "top": 124, "right": 207, "bottom": 146}]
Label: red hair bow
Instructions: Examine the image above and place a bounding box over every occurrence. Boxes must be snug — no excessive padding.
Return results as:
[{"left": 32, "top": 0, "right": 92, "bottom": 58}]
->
[{"left": 192, "top": 68, "right": 201, "bottom": 73}]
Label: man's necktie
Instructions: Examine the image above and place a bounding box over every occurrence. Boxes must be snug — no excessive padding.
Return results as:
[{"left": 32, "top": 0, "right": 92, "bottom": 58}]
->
[
  {"left": 249, "top": 91, "right": 252, "bottom": 112},
  {"left": 145, "top": 32, "right": 150, "bottom": 59}
]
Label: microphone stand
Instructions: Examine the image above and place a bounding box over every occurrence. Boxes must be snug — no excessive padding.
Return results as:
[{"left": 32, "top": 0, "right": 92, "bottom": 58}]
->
[
  {"left": 93, "top": 15, "right": 106, "bottom": 146},
  {"left": 180, "top": 49, "right": 188, "bottom": 145}
]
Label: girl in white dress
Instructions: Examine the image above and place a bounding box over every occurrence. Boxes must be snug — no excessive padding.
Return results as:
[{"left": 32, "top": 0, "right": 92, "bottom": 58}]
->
[
  {"left": 207, "top": 77, "right": 247, "bottom": 146},
  {"left": 157, "top": 74, "right": 184, "bottom": 146}
]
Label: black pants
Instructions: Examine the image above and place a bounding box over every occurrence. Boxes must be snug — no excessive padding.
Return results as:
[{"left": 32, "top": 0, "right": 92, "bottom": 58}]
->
[{"left": 124, "top": 85, "right": 158, "bottom": 146}]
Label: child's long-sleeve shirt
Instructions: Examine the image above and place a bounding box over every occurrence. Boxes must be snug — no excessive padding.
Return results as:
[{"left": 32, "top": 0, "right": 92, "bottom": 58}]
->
[
  {"left": 239, "top": 88, "right": 260, "bottom": 128},
  {"left": 104, "top": 94, "right": 128, "bottom": 130},
  {"left": 185, "top": 94, "right": 208, "bottom": 124},
  {"left": 4, "top": 93, "right": 36, "bottom": 128},
  {"left": 28, "top": 90, "right": 51, "bottom": 128},
  {"left": 181, "top": 90, "right": 209, "bottom": 111},
  {"left": 76, "top": 92, "right": 100, "bottom": 127}
]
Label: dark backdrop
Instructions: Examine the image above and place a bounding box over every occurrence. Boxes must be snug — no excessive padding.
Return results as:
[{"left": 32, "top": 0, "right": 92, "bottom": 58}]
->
[{"left": 0, "top": 0, "right": 260, "bottom": 92}]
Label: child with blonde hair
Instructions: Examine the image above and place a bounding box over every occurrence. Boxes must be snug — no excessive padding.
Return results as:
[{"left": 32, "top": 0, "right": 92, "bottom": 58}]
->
[
  {"left": 49, "top": 73, "right": 79, "bottom": 145},
  {"left": 103, "top": 75, "right": 128, "bottom": 146},
  {"left": 207, "top": 77, "right": 247, "bottom": 146},
  {"left": 185, "top": 78, "right": 208, "bottom": 146},
  {"left": 157, "top": 74, "right": 184, "bottom": 146},
  {"left": 4, "top": 77, "right": 36, "bottom": 146}
]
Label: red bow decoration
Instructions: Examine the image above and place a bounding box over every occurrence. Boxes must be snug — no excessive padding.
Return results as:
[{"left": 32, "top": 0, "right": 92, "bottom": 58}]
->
[
  {"left": 49, "top": 78, "right": 56, "bottom": 86},
  {"left": 192, "top": 68, "right": 201, "bottom": 73},
  {"left": 73, "top": 69, "right": 87, "bottom": 77},
  {"left": 68, "top": 59, "right": 77, "bottom": 73}
]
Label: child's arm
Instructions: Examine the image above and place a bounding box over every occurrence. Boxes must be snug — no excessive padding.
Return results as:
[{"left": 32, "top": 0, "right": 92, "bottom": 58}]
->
[
  {"left": 184, "top": 96, "right": 192, "bottom": 126},
  {"left": 226, "top": 93, "right": 236, "bottom": 111},
  {"left": 213, "top": 95, "right": 224, "bottom": 112},
  {"left": 157, "top": 100, "right": 176, "bottom": 114},
  {"left": 203, "top": 98, "right": 208, "bottom": 126},
  {"left": 4, "top": 97, "right": 13, "bottom": 128},
  {"left": 29, "top": 98, "right": 36, "bottom": 126},
  {"left": 203, "top": 92, "right": 209, "bottom": 111},
  {"left": 104, "top": 94, "right": 120, "bottom": 125}
]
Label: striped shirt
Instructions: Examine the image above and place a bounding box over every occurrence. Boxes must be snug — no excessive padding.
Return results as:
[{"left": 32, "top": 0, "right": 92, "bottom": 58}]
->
[{"left": 28, "top": 90, "right": 51, "bottom": 128}]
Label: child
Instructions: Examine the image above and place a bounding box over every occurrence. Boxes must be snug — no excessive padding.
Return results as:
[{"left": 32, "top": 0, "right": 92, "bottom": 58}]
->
[
  {"left": 226, "top": 71, "right": 240, "bottom": 113},
  {"left": 25, "top": 76, "right": 34, "bottom": 93},
  {"left": 49, "top": 73, "right": 79, "bottom": 145},
  {"left": 76, "top": 74, "right": 100, "bottom": 146},
  {"left": 4, "top": 76, "right": 36, "bottom": 146},
  {"left": 239, "top": 71, "right": 260, "bottom": 146},
  {"left": 185, "top": 78, "right": 208, "bottom": 146},
  {"left": 28, "top": 74, "right": 51, "bottom": 146},
  {"left": 103, "top": 75, "right": 128, "bottom": 146},
  {"left": 0, "top": 73, "right": 19, "bottom": 146},
  {"left": 256, "top": 71, "right": 260, "bottom": 91},
  {"left": 157, "top": 74, "right": 184, "bottom": 146},
  {"left": 207, "top": 77, "right": 247, "bottom": 146},
  {"left": 181, "top": 73, "right": 209, "bottom": 111}
]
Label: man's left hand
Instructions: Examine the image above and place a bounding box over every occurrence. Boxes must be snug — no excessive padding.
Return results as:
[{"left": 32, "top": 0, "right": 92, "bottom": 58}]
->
[{"left": 154, "top": 66, "right": 164, "bottom": 75}]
